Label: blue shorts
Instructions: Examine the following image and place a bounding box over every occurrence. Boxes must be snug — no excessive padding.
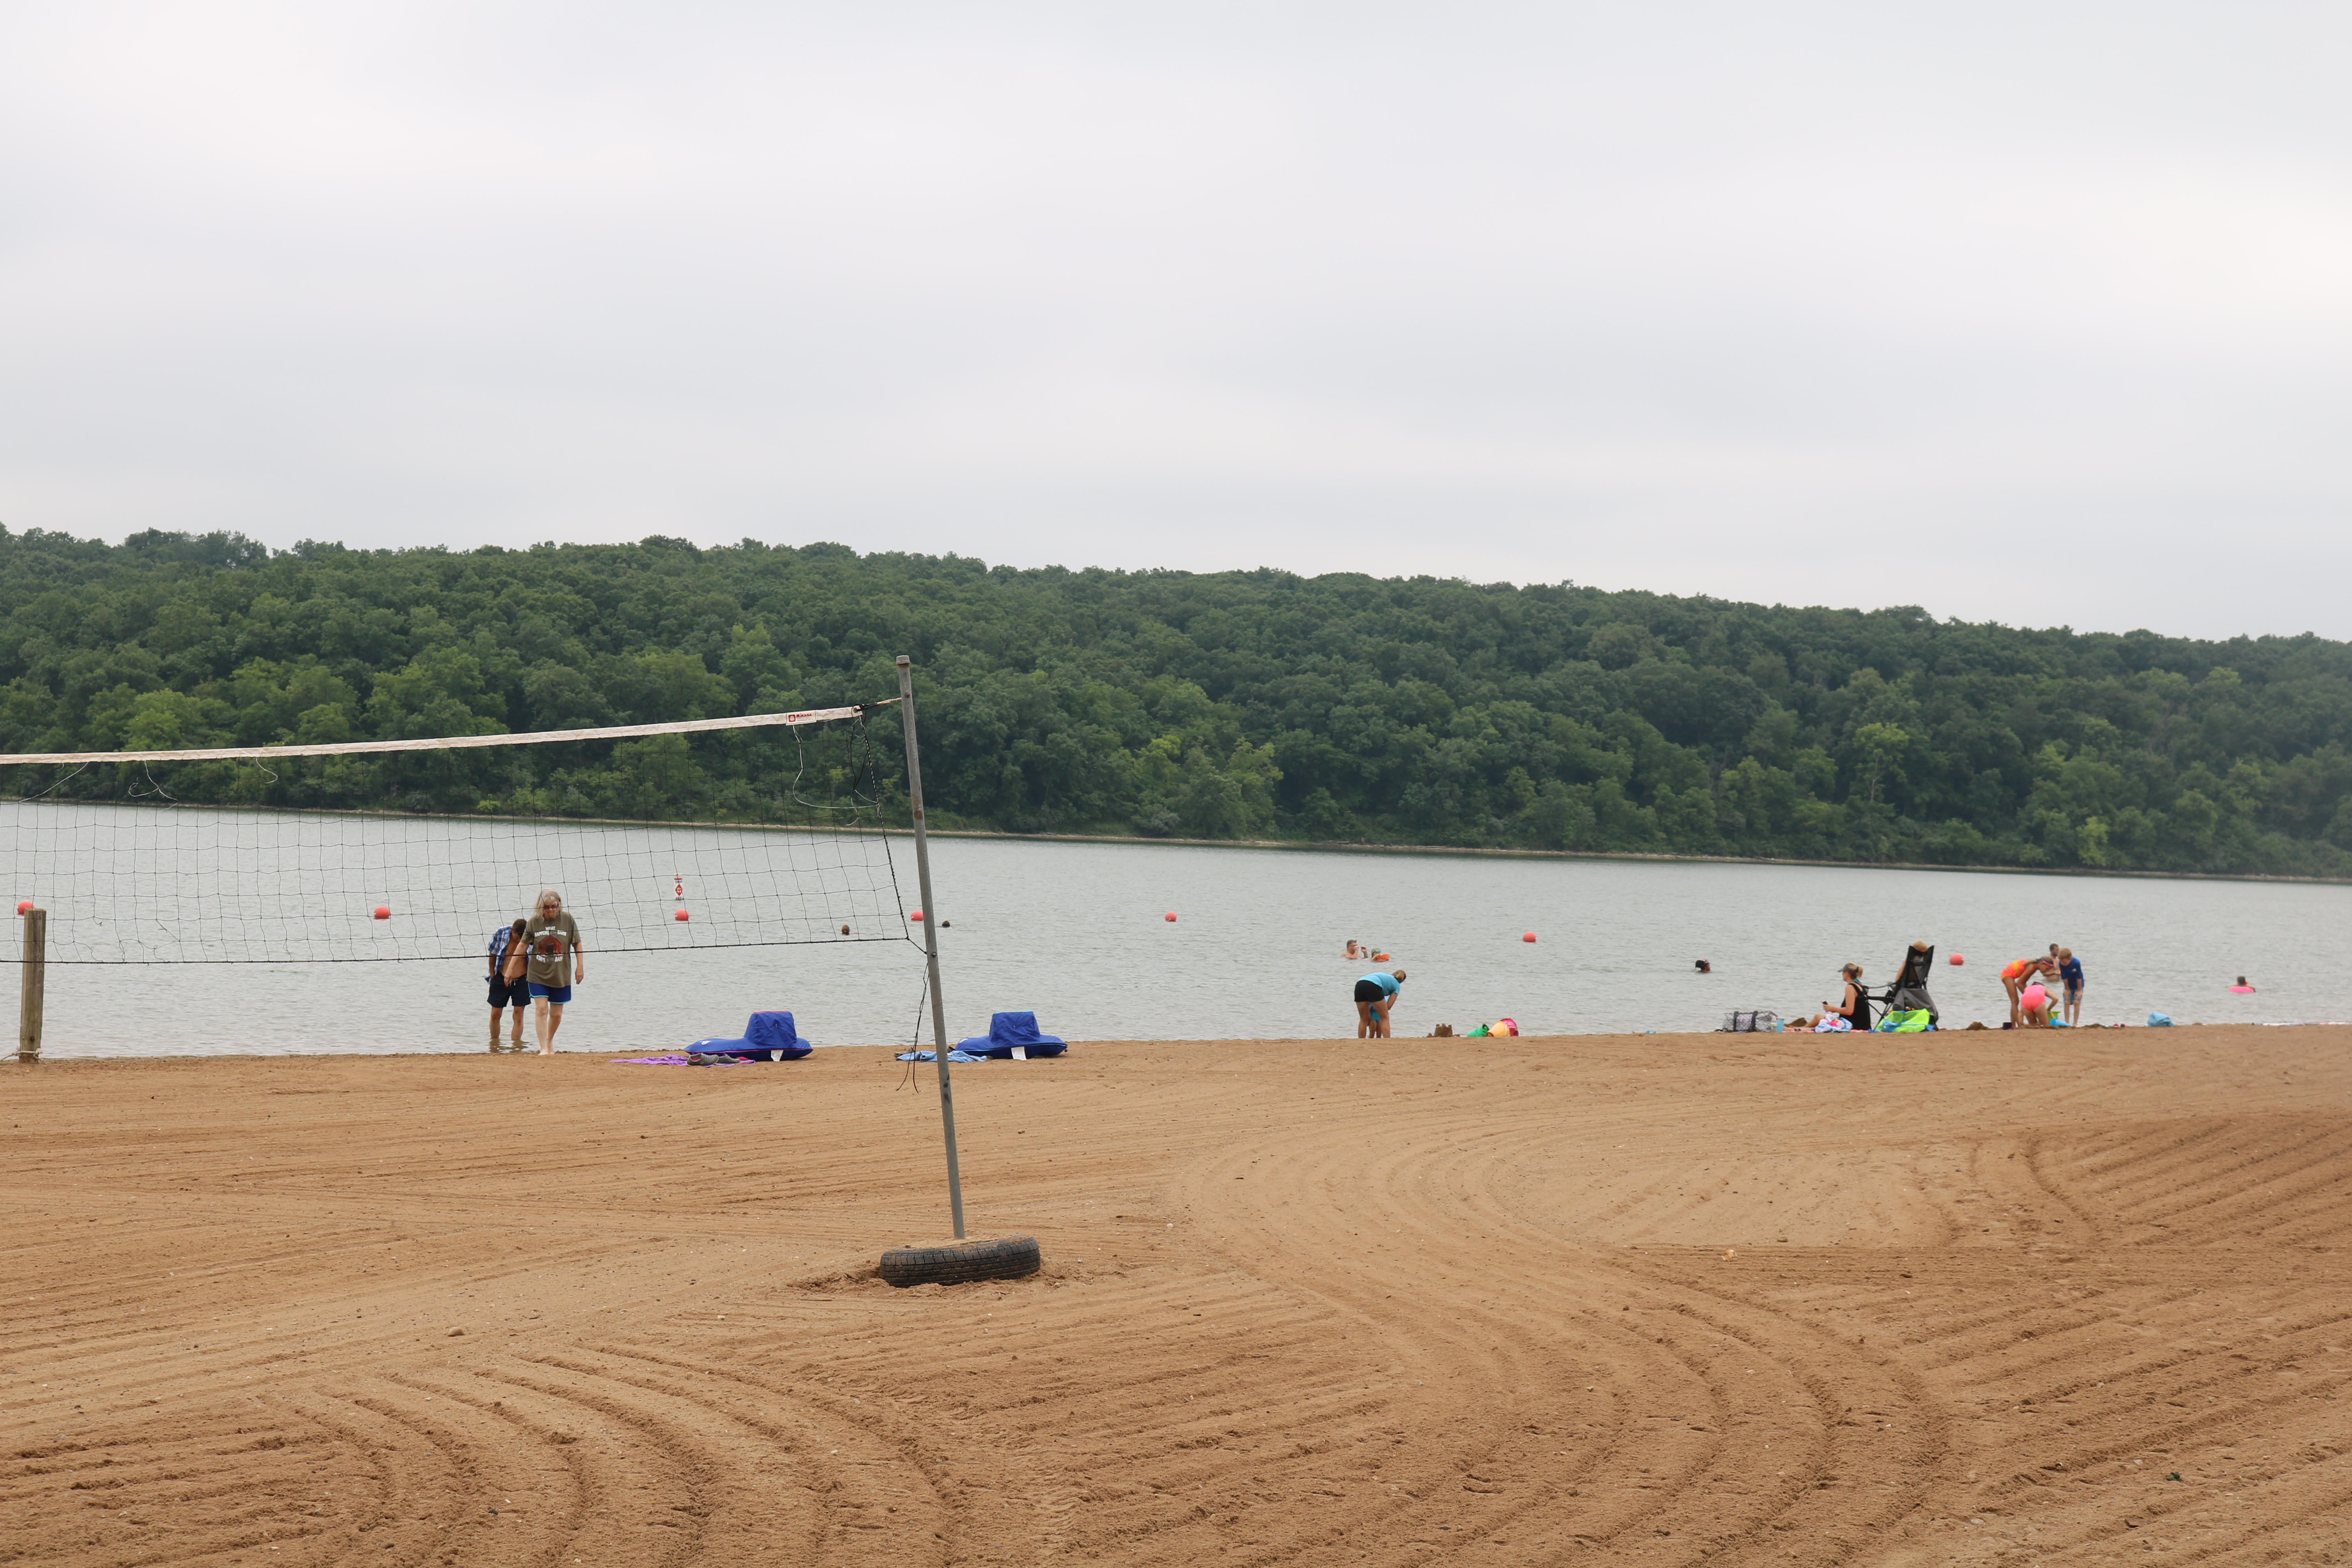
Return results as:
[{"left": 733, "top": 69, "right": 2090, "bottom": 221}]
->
[{"left": 528, "top": 983, "right": 573, "bottom": 1005}]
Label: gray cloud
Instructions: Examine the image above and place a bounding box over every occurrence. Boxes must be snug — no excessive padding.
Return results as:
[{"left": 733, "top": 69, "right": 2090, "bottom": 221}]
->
[{"left": 3, "top": 2, "right": 2348, "bottom": 636}]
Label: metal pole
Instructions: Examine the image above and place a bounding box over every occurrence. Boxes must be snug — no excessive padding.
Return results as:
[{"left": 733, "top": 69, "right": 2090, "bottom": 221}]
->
[
  {"left": 895, "top": 655, "right": 965, "bottom": 1240},
  {"left": 18, "top": 907, "right": 44, "bottom": 1063}
]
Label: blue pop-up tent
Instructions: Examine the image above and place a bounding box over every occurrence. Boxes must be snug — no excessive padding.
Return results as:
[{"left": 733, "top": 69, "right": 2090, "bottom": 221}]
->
[
  {"left": 954, "top": 1011, "right": 1067, "bottom": 1059},
  {"left": 686, "top": 1011, "right": 813, "bottom": 1061}
]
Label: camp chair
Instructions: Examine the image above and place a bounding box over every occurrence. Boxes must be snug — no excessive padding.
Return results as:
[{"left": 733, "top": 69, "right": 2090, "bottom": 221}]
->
[
  {"left": 1875, "top": 944, "right": 1939, "bottom": 1029},
  {"left": 954, "top": 1011, "right": 1068, "bottom": 1060},
  {"left": 686, "top": 1011, "right": 814, "bottom": 1061}
]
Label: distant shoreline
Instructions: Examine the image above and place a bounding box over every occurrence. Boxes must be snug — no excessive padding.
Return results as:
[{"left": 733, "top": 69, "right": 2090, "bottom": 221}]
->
[
  {"left": 907, "top": 826, "right": 2352, "bottom": 888},
  {"left": 15, "top": 794, "right": 2344, "bottom": 888}
]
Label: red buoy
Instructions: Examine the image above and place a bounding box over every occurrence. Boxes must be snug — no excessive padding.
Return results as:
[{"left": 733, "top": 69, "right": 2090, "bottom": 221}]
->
[
  {"left": 372, "top": 905, "right": 391, "bottom": 920},
  {"left": 673, "top": 908, "right": 690, "bottom": 922},
  {"left": 14, "top": 900, "right": 29, "bottom": 916},
  {"left": 1948, "top": 953, "right": 1965, "bottom": 966},
  {"left": 1522, "top": 931, "right": 1537, "bottom": 943},
  {"left": 1164, "top": 911, "right": 1177, "bottom": 922},
  {"left": 910, "top": 909, "right": 924, "bottom": 921}
]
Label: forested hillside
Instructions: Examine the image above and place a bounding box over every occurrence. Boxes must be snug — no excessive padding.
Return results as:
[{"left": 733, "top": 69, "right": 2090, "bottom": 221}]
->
[{"left": 3, "top": 526, "right": 2350, "bottom": 878}]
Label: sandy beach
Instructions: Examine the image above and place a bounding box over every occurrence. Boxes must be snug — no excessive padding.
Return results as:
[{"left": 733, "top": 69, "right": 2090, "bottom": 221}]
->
[{"left": 3, "top": 1025, "right": 2347, "bottom": 1566}]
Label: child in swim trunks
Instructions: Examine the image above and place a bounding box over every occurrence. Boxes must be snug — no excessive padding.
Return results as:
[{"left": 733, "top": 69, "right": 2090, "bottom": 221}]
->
[{"left": 2057, "top": 947, "right": 2083, "bottom": 1024}]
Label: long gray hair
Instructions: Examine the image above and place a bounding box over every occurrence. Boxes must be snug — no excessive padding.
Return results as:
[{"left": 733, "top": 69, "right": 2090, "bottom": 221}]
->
[{"left": 535, "top": 888, "right": 563, "bottom": 913}]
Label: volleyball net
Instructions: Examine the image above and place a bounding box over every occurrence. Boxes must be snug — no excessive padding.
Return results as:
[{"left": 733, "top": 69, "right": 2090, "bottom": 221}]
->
[{"left": 0, "top": 704, "right": 917, "bottom": 966}]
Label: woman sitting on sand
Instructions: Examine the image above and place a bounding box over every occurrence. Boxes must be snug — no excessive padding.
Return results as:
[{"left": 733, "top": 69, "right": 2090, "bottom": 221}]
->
[{"left": 1787, "top": 963, "right": 1871, "bottom": 1033}]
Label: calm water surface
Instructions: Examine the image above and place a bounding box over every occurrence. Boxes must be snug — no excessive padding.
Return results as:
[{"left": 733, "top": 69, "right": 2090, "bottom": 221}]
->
[{"left": 11, "top": 817, "right": 2349, "bottom": 1057}]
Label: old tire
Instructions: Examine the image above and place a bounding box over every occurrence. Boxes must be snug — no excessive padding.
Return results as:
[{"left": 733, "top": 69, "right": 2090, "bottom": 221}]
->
[{"left": 878, "top": 1235, "right": 1042, "bottom": 1288}]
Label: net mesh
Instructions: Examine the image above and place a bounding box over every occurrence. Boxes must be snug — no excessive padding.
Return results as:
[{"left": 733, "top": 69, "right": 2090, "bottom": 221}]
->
[{"left": 1, "top": 711, "right": 915, "bottom": 966}]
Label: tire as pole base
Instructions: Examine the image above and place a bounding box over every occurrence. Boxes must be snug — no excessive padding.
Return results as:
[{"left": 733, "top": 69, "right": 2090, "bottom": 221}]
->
[{"left": 878, "top": 1235, "right": 1042, "bottom": 1288}]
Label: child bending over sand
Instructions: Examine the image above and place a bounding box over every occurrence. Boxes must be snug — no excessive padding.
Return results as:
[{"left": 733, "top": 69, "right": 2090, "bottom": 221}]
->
[{"left": 2002, "top": 957, "right": 2055, "bottom": 1027}]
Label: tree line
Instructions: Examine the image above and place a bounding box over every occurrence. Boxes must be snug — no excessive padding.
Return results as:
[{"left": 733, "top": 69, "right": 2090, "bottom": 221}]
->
[{"left": 2, "top": 525, "right": 2348, "bottom": 879}]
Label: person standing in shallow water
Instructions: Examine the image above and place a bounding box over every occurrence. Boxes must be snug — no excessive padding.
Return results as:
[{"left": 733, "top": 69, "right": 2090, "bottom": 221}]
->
[{"left": 524, "top": 889, "right": 585, "bottom": 1056}]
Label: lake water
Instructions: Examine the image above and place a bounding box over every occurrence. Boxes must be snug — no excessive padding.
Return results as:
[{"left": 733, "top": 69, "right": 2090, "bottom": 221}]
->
[{"left": 6, "top": 805, "right": 2348, "bottom": 1057}]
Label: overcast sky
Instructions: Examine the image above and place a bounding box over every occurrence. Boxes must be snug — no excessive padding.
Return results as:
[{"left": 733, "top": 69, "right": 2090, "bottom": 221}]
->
[{"left": 3, "top": 4, "right": 2348, "bottom": 640}]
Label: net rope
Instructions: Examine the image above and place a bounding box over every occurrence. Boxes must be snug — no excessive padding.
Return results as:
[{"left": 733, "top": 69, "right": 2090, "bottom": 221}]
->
[{"left": 1, "top": 706, "right": 917, "bottom": 966}]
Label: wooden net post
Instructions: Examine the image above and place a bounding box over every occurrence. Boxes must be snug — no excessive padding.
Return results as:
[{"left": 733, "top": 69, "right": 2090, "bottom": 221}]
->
[{"left": 18, "top": 907, "right": 45, "bottom": 1062}]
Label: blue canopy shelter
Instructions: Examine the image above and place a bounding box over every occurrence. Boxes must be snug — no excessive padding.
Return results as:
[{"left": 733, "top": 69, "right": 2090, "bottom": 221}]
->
[
  {"left": 955, "top": 1011, "right": 1067, "bottom": 1059},
  {"left": 686, "top": 1011, "right": 813, "bottom": 1061}
]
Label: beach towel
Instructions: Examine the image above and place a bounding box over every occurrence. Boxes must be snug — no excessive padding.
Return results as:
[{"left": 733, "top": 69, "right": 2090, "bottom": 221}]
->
[
  {"left": 1812, "top": 1016, "right": 1852, "bottom": 1032},
  {"left": 1876, "top": 1009, "right": 1933, "bottom": 1033},
  {"left": 685, "top": 1011, "right": 814, "bottom": 1062},
  {"left": 612, "top": 1054, "right": 693, "bottom": 1065},
  {"left": 896, "top": 1048, "right": 986, "bottom": 1063},
  {"left": 2148, "top": 1011, "right": 2173, "bottom": 1027},
  {"left": 955, "top": 1011, "right": 1069, "bottom": 1060}
]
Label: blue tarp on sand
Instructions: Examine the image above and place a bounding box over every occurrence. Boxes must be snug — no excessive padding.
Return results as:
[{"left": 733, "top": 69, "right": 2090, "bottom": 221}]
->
[
  {"left": 955, "top": 1011, "right": 1068, "bottom": 1059},
  {"left": 686, "top": 1011, "right": 814, "bottom": 1061}
]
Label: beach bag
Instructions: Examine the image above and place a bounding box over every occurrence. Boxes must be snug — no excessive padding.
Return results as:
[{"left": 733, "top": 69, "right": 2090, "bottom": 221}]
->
[
  {"left": 1719, "top": 1009, "right": 1781, "bottom": 1033},
  {"left": 1876, "top": 1009, "right": 1933, "bottom": 1033}
]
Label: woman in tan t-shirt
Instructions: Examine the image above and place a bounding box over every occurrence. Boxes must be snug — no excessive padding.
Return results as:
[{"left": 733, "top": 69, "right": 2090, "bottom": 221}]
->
[{"left": 523, "top": 889, "right": 586, "bottom": 1056}]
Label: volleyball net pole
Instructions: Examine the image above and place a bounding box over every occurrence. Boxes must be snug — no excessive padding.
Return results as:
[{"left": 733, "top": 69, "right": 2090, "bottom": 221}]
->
[{"left": 894, "top": 654, "right": 966, "bottom": 1240}]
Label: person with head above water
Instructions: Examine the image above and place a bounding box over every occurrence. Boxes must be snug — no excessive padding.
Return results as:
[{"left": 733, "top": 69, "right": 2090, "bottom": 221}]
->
[
  {"left": 1344, "top": 939, "right": 1362, "bottom": 959},
  {"left": 1693, "top": 959, "right": 1711, "bottom": 973},
  {"left": 1354, "top": 968, "right": 1406, "bottom": 1039},
  {"left": 523, "top": 888, "right": 586, "bottom": 1056}
]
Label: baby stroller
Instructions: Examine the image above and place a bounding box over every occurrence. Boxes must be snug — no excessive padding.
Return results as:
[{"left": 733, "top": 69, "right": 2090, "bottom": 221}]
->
[{"left": 1876, "top": 943, "right": 1940, "bottom": 1028}]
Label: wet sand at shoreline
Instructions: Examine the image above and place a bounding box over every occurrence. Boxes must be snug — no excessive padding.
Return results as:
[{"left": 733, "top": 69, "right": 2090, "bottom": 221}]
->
[{"left": 3, "top": 1026, "right": 2348, "bottom": 1565}]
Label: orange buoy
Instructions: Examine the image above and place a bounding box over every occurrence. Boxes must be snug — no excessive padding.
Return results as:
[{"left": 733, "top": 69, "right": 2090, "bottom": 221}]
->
[
  {"left": 372, "top": 905, "right": 391, "bottom": 920},
  {"left": 674, "top": 909, "right": 690, "bottom": 922},
  {"left": 1522, "top": 931, "right": 1537, "bottom": 943},
  {"left": 13, "top": 900, "right": 29, "bottom": 916},
  {"left": 911, "top": 909, "right": 924, "bottom": 921},
  {"left": 1164, "top": 912, "right": 1177, "bottom": 922},
  {"left": 1948, "top": 953, "right": 1964, "bottom": 965}
]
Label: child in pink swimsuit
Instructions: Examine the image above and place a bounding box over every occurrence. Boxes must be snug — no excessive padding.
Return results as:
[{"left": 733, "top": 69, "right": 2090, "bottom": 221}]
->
[{"left": 2002, "top": 957, "right": 2053, "bottom": 1027}]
